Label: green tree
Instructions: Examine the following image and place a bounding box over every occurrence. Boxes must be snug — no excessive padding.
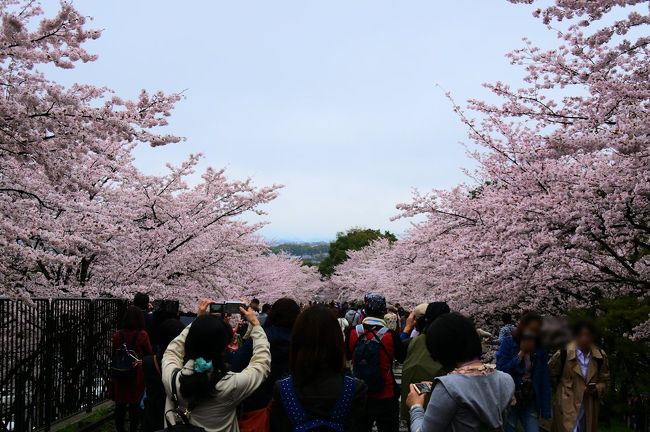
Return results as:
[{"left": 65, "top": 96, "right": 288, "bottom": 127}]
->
[{"left": 318, "top": 228, "right": 397, "bottom": 277}]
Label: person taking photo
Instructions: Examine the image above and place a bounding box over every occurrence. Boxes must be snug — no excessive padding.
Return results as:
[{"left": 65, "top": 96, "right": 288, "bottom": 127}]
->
[{"left": 162, "top": 300, "right": 270, "bottom": 432}]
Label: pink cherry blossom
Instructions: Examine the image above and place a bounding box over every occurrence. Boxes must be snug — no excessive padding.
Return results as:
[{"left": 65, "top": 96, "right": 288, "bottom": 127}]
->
[
  {"left": 333, "top": 0, "right": 649, "bottom": 338},
  {"left": 0, "top": 1, "right": 314, "bottom": 309}
]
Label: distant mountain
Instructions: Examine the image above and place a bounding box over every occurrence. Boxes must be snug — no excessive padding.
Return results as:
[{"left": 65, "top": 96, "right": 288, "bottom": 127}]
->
[{"left": 269, "top": 242, "right": 329, "bottom": 265}]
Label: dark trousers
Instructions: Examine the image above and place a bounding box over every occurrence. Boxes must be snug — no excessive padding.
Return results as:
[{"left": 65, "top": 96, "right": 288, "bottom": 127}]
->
[
  {"left": 361, "top": 397, "right": 400, "bottom": 432},
  {"left": 115, "top": 403, "right": 142, "bottom": 432}
]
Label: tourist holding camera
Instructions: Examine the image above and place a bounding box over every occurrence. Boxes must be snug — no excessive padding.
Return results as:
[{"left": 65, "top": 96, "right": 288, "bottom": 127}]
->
[{"left": 161, "top": 299, "right": 270, "bottom": 432}]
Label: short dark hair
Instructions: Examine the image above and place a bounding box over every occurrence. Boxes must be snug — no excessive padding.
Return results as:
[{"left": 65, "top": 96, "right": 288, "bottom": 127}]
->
[
  {"left": 501, "top": 312, "right": 513, "bottom": 325},
  {"left": 250, "top": 298, "right": 260, "bottom": 305},
  {"left": 572, "top": 319, "right": 596, "bottom": 337},
  {"left": 158, "top": 318, "right": 185, "bottom": 353},
  {"left": 261, "top": 303, "right": 271, "bottom": 314},
  {"left": 122, "top": 306, "right": 145, "bottom": 331},
  {"left": 289, "top": 305, "right": 345, "bottom": 386},
  {"left": 425, "top": 312, "right": 482, "bottom": 371},
  {"left": 419, "top": 302, "right": 450, "bottom": 333},
  {"left": 133, "top": 293, "right": 149, "bottom": 310},
  {"left": 517, "top": 311, "right": 542, "bottom": 332},
  {"left": 266, "top": 298, "right": 300, "bottom": 329}
]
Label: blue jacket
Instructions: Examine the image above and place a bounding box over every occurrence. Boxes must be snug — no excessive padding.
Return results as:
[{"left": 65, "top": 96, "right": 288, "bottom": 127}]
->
[{"left": 496, "top": 335, "right": 551, "bottom": 418}]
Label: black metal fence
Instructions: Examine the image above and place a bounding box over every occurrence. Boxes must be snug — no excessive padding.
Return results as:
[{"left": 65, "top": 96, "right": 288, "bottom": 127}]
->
[{"left": 0, "top": 298, "right": 128, "bottom": 431}]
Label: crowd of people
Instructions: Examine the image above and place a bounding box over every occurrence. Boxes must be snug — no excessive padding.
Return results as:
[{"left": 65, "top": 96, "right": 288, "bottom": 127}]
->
[{"left": 109, "top": 292, "right": 610, "bottom": 432}]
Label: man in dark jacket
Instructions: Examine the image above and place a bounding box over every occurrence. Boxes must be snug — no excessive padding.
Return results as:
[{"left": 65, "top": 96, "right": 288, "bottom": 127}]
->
[
  {"left": 230, "top": 298, "right": 300, "bottom": 413},
  {"left": 345, "top": 293, "right": 407, "bottom": 432},
  {"left": 141, "top": 319, "right": 185, "bottom": 432}
]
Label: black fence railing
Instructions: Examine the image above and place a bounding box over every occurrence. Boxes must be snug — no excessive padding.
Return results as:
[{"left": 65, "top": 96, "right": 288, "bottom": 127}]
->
[{"left": 0, "top": 298, "right": 128, "bottom": 432}]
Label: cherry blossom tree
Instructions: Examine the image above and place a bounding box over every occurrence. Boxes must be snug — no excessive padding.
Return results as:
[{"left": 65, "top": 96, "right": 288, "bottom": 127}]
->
[
  {"left": 334, "top": 0, "right": 649, "bottom": 336},
  {"left": 330, "top": 238, "right": 428, "bottom": 305},
  {"left": 237, "top": 252, "right": 323, "bottom": 304},
  {"left": 0, "top": 1, "right": 316, "bottom": 307}
]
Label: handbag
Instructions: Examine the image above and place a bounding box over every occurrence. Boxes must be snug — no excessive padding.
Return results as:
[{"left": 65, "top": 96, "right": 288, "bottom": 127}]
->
[
  {"left": 157, "top": 368, "right": 206, "bottom": 432},
  {"left": 238, "top": 405, "right": 270, "bottom": 432},
  {"left": 111, "top": 330, "right": 141, "bottom": 380}
]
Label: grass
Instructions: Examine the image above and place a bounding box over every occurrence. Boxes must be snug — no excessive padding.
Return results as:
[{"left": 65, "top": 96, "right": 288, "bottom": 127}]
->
[{"left": 56, "top": 405, "right": 114, "bottom": 432}]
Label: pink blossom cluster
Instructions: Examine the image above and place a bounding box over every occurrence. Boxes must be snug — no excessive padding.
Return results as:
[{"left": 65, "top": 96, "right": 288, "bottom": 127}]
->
[
  {"left": 332, "top": 0, "right": 649, "bottom": 338},
  {"left": 0, "top": 1, "right": 317, "bottom": 309}
]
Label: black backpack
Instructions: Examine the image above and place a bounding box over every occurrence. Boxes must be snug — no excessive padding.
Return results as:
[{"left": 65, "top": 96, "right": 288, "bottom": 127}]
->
[
  {"left": 111, "top": 330, "right": 141, "bottom": 380},
  {"left": 352, "top": 324, "right": 390, "bottom": 393}
]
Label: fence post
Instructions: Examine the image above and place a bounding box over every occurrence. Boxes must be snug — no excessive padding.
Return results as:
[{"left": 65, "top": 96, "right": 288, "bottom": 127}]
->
[
  {"left": 85, "top": 300, "right": 95, "bottom": 412},
  {"left": 44, "top": 299, "right": 54, "bottom": 432},
  {"left": 14, "top": 370, "right": 27, "bottom": 432}
]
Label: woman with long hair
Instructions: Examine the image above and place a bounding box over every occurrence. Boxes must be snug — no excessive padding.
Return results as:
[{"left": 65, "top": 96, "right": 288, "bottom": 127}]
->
[
  {"left": 162, "top": 301, "right": 270, "bottom": 432},
  {"left": 270, "top": 305, "right": 367, "bottom": 432}
]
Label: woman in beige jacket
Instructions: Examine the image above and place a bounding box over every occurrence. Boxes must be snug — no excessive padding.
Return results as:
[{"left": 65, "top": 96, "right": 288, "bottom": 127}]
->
[
  {"left": 162, "top": 302, "right": 271, "bottom": 432},
  {"left": 549, "top": 321, "right": 609, "bottom": 432}
]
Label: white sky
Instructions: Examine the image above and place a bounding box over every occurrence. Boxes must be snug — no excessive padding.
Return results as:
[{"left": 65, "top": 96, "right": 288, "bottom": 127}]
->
[{"left": 47, "top": 0, "right": 552, "bottom": 241}]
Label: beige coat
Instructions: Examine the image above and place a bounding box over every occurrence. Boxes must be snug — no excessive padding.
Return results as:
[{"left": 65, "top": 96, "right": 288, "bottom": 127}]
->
[
  {"left": 549, "top": 343, "right": 609, "bottom": 432},
  {"left": 162, "top": 324, "right": 271, "bottom": 432}
]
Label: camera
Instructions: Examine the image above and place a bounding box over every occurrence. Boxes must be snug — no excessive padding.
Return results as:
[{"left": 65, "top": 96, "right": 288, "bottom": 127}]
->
[{"left": 208, "top": 301, "right": 247, "bottom": 315}]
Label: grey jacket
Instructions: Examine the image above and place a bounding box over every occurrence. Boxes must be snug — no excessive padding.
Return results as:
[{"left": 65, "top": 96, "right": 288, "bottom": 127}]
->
[{"left": 410, "top": 371, "right": 515, "bottom": 432}]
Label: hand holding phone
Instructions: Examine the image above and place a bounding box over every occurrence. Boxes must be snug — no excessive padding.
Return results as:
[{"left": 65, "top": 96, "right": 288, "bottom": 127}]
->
[
  {"left": 240, "top": 306, "right": 260, "bottom": 327},
  {"left": 406, "top": 382, "right": 430, "bottom": 409},
  {"left": 198, "top": 298, "right": 216, "bottom": 316},
  {"left": 414, "top": 382, "right": 433, "bottom": 395}
]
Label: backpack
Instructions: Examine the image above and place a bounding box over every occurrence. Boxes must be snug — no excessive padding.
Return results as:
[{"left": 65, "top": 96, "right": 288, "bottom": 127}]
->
[
  {"left": 278, "top": 375, "right": 356, "bottom": 432},
  {"left": 352, "top": 324, "right": 389, "bottom": 393},
  {"left": 111, "top": 330, "right": 141, "bottom": 380}
]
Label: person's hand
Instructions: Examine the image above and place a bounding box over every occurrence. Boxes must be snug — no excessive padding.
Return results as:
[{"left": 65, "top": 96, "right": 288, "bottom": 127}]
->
[
  {"left": 198, "top": 298, "right": 215, "bottom": 316},
  {"left": 240, "top": 306, "right": 260, "bottom": 327},
  {"left": 405, "top": 384, "right": 426, "bottom": 409},
  {"left": 404, "top": 312, "right": 416, "bottom": 333}
]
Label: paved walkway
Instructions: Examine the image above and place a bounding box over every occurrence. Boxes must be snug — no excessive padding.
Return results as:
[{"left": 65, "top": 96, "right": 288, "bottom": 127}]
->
[{"left": 393, "top": 364, "right": 410, "bottom": 432}]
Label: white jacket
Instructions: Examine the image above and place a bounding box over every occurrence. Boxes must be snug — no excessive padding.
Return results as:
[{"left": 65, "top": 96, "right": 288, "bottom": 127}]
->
[{"left": 162, "top": 324, "right": 271, "bottom": 432}]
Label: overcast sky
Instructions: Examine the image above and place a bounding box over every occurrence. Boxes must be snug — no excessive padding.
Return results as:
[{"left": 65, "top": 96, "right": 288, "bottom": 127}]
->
[{"left": 49, "top": 1, "right": 551, "bottom": 241}]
